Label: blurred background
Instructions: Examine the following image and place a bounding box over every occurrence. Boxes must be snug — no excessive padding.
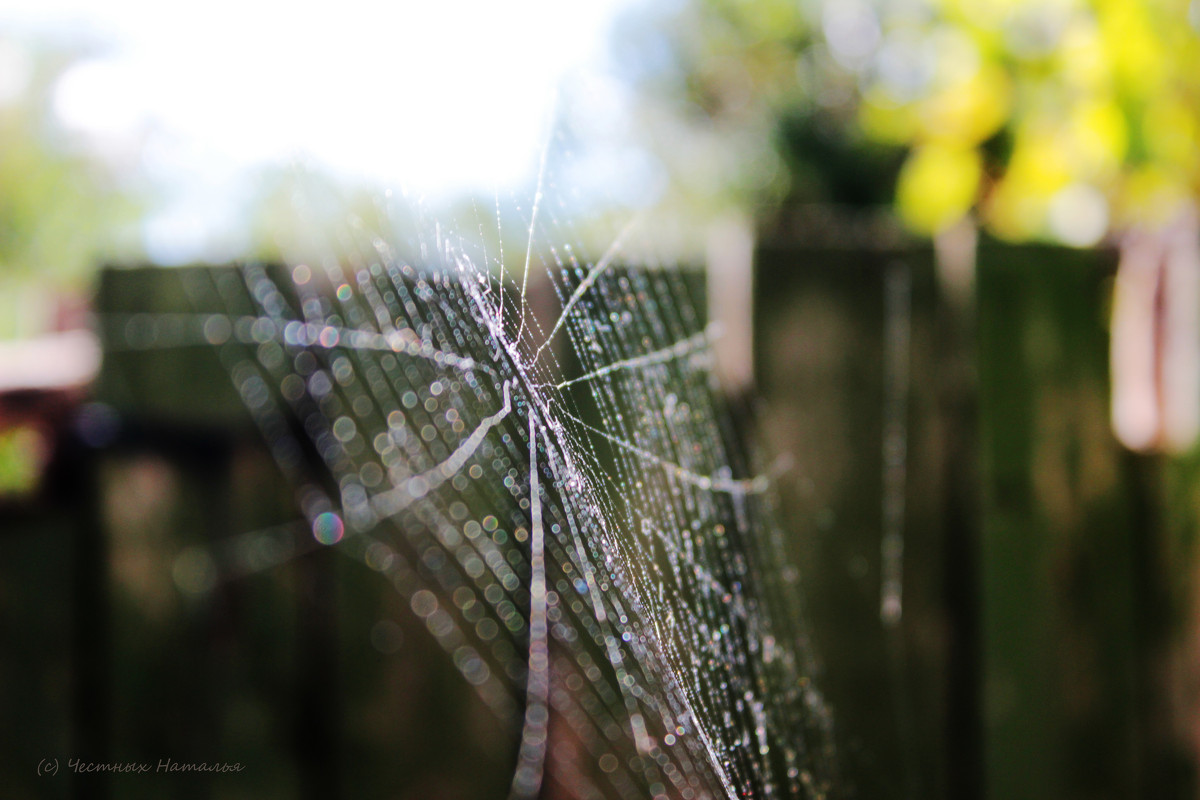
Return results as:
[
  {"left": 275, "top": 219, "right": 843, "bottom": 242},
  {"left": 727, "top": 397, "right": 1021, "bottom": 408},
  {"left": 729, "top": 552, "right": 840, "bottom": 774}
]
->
[{"left": 3, "top": 0, "right": 1200, "bottom": 797}]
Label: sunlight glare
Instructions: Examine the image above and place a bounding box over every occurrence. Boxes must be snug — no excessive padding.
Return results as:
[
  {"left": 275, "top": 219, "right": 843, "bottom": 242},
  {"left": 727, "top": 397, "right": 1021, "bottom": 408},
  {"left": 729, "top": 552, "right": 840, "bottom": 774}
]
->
[{"left": 3, "top": 0, "right": 637, "bottom": 260}]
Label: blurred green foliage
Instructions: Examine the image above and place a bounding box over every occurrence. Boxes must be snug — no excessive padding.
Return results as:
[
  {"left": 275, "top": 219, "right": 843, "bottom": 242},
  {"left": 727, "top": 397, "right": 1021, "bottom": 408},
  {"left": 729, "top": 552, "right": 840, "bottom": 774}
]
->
[
  {"left": 0, "top": 37, "right": 140, "bottom": 338},
  {"left": 630, "top": 0, "right": 1200, "bottom": 242},
  {"left": 0, "top": 426, "right": 43, "bottom": 497}
]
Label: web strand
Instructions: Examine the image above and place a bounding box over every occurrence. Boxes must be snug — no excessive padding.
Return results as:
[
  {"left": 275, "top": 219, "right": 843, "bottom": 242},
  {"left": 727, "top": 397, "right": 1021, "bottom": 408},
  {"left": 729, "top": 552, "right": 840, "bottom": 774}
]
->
[{"left": 511, "top": 411, "right": 550, "bottom": 800}]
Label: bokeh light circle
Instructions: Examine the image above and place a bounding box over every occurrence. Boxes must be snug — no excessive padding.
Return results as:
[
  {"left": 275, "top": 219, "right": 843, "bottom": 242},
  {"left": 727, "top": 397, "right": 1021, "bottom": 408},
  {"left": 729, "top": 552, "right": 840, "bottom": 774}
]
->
[{"left": 312, "top": 511, "right": 344, "bottom": 545}]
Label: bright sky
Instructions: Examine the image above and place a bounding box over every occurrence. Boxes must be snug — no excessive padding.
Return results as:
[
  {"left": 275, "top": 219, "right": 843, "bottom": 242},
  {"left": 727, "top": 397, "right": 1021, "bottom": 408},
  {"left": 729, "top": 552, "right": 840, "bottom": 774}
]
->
[{"left": 0, "top": 0, "right": 642, "bottom": 261}]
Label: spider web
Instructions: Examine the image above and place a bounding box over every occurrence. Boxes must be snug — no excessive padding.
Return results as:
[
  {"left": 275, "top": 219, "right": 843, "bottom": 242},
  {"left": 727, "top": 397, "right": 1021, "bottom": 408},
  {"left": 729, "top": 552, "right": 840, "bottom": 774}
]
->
[{"left": 104, "top": 153, "right": 838, "bottom": 799}]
